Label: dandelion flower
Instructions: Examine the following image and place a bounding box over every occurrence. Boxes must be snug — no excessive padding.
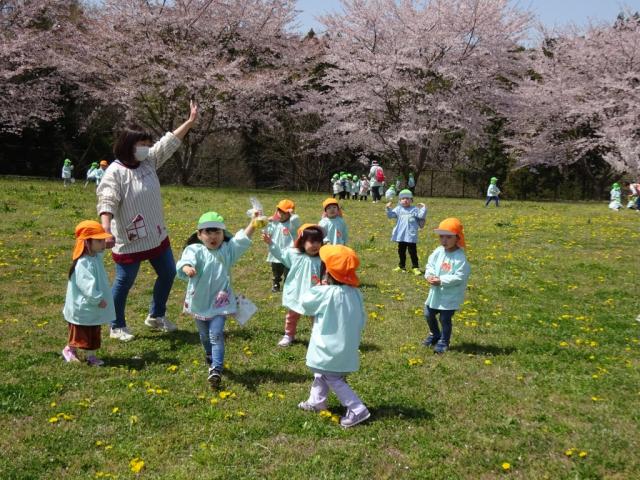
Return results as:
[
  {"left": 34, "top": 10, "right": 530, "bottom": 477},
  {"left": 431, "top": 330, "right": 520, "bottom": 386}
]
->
[
  {"left": 166, "top": 365, "right": 178, "bottom": 372},
  {"left": 501, "top": 462, "right": 511, "bottom": 471},
  {"left": 578, "top": 451, "right": 588, "bottom": 458},
  {"left": 129, "top": 457, "right": 144, "bottom": 474},
  {"left": 484, "top": 359, "right": 492, "bottom": 365}
]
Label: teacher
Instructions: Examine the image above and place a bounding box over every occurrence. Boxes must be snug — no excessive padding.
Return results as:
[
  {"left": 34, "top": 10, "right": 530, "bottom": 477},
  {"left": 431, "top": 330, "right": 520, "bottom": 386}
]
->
[{"left": 97, "top": 101, "right": 198, "bottom": 341}]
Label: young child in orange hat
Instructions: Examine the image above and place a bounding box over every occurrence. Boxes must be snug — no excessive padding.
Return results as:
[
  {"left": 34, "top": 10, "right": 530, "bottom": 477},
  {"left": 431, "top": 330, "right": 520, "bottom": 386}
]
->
[
  {"left": 319, "top": 198, "right": 348, "bottom": 245},
  {"left": 262, "top": 224, "right": 324, "bottom": 347},
  {"left": 265, "top": 199, "right": 301, "bottom": 292},
  {"left": 62, "top": 220, "right": 115, "bottom": 366},
  {"left": 423, "top": 218, "right": 471, "bottom": 354},
  {"left": 297, "top": 244, "right": 370, "bottom": 428}
]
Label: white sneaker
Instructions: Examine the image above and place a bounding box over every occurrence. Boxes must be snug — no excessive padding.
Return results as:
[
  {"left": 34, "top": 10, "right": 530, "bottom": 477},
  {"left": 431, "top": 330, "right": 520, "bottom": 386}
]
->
[
  {"left": 297, "top": 400, "right": 328, "bottom": 412},
  {"left": 110, "top": 327, "right": 134, "bottom": 342},
  {"left": 144, "top": 315, "right": 177, "bottom": 332},
  {"left": 277, "top": 335, "right": 293, "bottom": 347}
]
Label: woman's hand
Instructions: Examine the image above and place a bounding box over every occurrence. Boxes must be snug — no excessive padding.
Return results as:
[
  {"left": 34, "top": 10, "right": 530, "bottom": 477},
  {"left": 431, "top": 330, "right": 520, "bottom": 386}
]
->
[
  {"left": 182, "top": 265, "right": 197, "bottom": 277},
  {"left": 173, "top": 100, "right": 199, "bottom": 140},
  {"left": 187, "top": 99, "right": 198, "bottom": 125}
]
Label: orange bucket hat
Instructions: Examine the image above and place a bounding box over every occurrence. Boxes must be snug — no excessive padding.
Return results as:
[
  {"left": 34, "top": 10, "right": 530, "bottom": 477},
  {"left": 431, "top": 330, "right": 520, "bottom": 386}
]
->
[
  {"left": 322, "top": 198, "right": 339, "bottom": 210},
  {"left": 433, "top": 217, "right": 465, "bottom": 247},
  {"left": 276, "top": 199, "right": 295, "bottom": 213},
  {"left": 294, "top": 223, "right": 325, "bottom": 249},
  {"left": 319, "top": 245, "right": 360, "bottom": 287},
  {"left": 72, "top": 220, "right": 112, "bottom": 260}
]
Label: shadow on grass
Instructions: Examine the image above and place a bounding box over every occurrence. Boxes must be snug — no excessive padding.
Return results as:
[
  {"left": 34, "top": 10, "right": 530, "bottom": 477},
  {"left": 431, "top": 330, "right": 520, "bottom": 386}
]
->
[
  {"left": 102, "top": 351, "right": 176, "bottom": 369},
  {"left": 450, "top": 342, "right": 515, "bottom": 356},
  {"left": 360, "top": 342, "right": 381, "bottom": 352},
  {"left": 371, "top": 403, "right": 434, "bottom": 421},
  {"left": 225, "top": 368, "right": 309, "bottom": 392}
]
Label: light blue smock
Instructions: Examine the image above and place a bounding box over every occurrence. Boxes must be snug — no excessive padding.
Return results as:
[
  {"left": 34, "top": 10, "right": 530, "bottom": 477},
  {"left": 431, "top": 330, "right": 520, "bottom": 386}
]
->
[
  {"left": 301, "top": 285, "right": 366, "bottom": 373},
  {"left": 319, "top": 216, "right": 348, "bottom": 245},
  {"left": 424, "top": 246, "right": 471, "bottom": 310},
  {"left": 63, "top": 252, "right": 115, "bottom": 326},
  {"left": 176, "top": 230, "right": 251, "bottom": 319},
  {"left": 268, "top": 244, "right": 322, "bottom": 314},
  {"left": 265, "top": 214, "right": 301, "bottom": 263},
  {"left": 386, "top": 205, "right": 427, "bottom": 243}
]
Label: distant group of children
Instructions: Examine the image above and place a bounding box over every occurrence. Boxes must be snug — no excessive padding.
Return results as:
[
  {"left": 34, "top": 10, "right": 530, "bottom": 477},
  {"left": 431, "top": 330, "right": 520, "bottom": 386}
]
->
[
  {"left": 331, "top": 173, "right": 371, "bottom": 201},
  {"left": 610, "top": 181, "right": 640, "bottom": 211},
  {"left": 61, "top": 158, "right": 109, "bottom": 188},
  {"left": 63, "top": 178, "right": 476, "bottom": 428}
]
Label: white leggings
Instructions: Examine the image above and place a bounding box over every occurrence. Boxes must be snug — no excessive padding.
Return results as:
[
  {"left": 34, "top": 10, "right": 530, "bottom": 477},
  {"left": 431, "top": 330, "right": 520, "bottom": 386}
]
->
[{"left": 307, "top": 373, "right": 367, "bottom": 414}]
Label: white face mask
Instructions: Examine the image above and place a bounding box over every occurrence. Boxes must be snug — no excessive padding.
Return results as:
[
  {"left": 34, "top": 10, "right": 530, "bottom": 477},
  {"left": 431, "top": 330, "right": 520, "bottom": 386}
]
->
[{"left": 134, "top": 146, "right": 150, "bottom": 162}]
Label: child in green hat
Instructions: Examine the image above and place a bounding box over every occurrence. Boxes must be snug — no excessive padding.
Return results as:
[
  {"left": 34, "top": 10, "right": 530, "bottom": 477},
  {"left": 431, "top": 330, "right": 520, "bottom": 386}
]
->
[
  {"left": 485, "top": 177, "right": 501, "bottom": 207},
  {"left": 609, "top": 182, "right": 622, "bottom": 211},
  {"left": 176, "top": 211, "right": 260, "bottom": 389},
  {"left": 61, "top": 158, "right": 74, "bottom": 187},
  {"left": 84, "top": 162, "right": 99, "bottom": 188}
]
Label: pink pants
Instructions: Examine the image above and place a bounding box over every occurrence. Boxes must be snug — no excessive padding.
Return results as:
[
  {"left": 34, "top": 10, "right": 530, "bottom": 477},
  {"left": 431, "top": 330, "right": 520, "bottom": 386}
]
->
[{"left": 285, "top": 310, "right": 305, "bottom": 337}]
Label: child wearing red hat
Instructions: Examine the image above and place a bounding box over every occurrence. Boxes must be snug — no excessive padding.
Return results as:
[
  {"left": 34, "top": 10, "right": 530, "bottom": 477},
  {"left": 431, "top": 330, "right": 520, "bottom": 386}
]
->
[
  {"left": 262, "top": 224, "right": 324, "bottom": 347},
  {"left": 297, "top": 245, "right": 370, "bottom": 428},
  {"left": 423, "top": 218, "right": 471, "bottom": 353},
  {"left": 62, "top": 221, "right": 115, "bottom": 366},
  {"left": 265, "top": 199, "right": 301, "bottom": 292}
]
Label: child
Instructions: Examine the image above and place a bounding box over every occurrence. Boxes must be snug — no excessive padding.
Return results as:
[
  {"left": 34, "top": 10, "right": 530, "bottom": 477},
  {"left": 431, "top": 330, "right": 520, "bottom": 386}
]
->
[
  {"left": 384, "top": 184, "right": 396, "bottom": 201},
  {"left": 61, "top": 158, "right": 74, "bottom": 187},
  {"left": 84, "top": 162, "right": 98, "bottom": 188},
  {"left": 395, "top": 176, "right": 402, "bottom": 191},
  {"left": 351, "top": 175, "right": 360, "bottom": 200},
  {"left": 298, "top": 244, "right": 370, "bottom": 428},
  {"left": 423, "top": 218, "right": 471, "bottom": 354},
  {"left": 339, "top": 173, "right": 349, "bottom": 200},
  {"left": 359, "top": 175, "right": 370, "bottom": 201},
  {"left": 386, "top": 189, "right": 427, "bottom": 275},
  {"left": 331, "top": 173, "right": 341, "bottom": 199},
  {"left": 265, "top": 199, "right": 301, "bottom": 292},
  {"left": 262, "top": 224, "right": 324, "bottom": 347},
  {"left": 94, "top": 160, "right": 108, "bottom": 186},
  {"left": 407, "top": 173, "right": 416, "bottom": 194},
  {"left": 485, "top": 177, "right": 500, "bottom": 207},
  {"left": 609, "top": 182, "right": 622, "bottom": 211},
  {"left": 319, "top": 198, "right": 349, "bottom": 245},
  {"left": 62, "top": 220, "right": 115, "bottom": 366},
  {"left": 176, "top": 211, "right": 259, "bottom": 389}
]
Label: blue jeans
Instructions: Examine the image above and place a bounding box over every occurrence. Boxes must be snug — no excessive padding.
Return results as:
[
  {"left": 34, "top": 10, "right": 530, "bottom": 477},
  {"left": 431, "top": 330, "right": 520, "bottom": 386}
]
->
[
  {"left": 195, "top": 316, "right": 226, "bottom": 370},
  {"left": 111, "top": 247, "right": 176, "bottom": 328},
  {"left": 485, "top": 196, "right": 499, "bottom": 207},
  {"left": 425, "top": 307, "right": 456, "bottom": 345}
]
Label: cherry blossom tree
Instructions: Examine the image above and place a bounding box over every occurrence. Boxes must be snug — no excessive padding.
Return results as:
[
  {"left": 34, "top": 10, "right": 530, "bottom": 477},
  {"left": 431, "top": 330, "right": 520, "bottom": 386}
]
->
[
  {"left": 294, "top": 0, "right": 532, "bottom": 183},
  {"left": 504, "top": 14, "right": 640, "bottom": 174}
]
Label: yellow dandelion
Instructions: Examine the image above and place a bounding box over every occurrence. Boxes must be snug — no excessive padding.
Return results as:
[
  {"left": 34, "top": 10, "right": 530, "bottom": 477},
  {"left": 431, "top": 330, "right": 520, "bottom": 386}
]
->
[
  {"left": 501, "top": 462, "right": 511, "bottom": 471},
  {"left": 219, "top": 390, "right": 233, "bottom": 399},
  {"left": 408, "top": 358, "right": 423, "bottom": 366},
  {"left": 578, "top": 451, "right": 588, "bottom": 458},
  {"left": 129, "top": 457, "right": 144, "bottom": 474},
  {"left": 236, "top": 411, "right": 246, "bottom": 417},
  {"left": 319, "top": 410, "right": 332, "bottom": 418},
  {"left": 166, "top": 365, "right": 178, "bottom": 372},
  {"left": 210, "top": 398, "right": 219, "bottom": 405},
  {"left": 129, "top": 415, "right": 138, "bottom": 424},
  {"left": 559, "top": 341, "right": 569, "bottom": 347},
  {"left": 111, "top": 407, "right": 120, "bottom": 414},
  {"left": 484, "top": 359, "right": 493, "bottom": 365}
]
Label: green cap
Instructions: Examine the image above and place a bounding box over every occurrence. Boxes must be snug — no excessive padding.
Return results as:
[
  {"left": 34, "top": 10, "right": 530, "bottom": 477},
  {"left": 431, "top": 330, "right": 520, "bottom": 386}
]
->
[
  {"left": 353, "top": 175, "right": 358, "bottom": 180},
  {"left": 399, "top": 189, "right": 413, "bottom": 199},
  {"left": 64, "top": 158, "right": 72, "bottom": 165},
  {"left": 91, "top": 162, "right": 98, "bottom": 168},
  {"left": 197, "top": 211, "right": 225, "bottom": 230},
  {"left": 490, "top": 177, "right": 498, "bottom": 184},
  {"left": 612, "top": 182, "right": 620, "bottom": 189}
]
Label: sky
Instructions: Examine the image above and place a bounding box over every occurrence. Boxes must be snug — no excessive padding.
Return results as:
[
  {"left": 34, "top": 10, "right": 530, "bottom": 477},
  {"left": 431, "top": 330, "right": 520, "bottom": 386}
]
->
[{"left": 295, "top": 0, "right": 640, "bottom": 35}]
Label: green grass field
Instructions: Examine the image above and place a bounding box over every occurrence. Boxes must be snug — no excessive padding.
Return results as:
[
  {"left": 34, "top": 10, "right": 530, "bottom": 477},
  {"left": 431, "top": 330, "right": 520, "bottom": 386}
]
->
[{"left": 0, "top": 177, "right": 639, "bottom": 479}]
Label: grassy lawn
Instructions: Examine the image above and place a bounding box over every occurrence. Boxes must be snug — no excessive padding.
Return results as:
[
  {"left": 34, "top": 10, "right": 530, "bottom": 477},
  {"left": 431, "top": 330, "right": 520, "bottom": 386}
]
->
[{"left": 0, "top": 177, "right": 639, "bottom": 479}]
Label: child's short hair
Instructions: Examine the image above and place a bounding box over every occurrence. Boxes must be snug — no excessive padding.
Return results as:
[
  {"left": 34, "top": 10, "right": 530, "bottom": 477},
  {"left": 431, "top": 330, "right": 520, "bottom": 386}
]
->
[{"left": 294, "top": 225, "right": 324, "bottom": 252}]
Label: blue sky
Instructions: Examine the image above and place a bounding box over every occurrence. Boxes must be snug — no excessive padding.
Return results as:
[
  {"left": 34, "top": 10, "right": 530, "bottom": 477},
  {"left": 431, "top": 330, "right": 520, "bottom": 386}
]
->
[{"left": 295, "top": 0, "right": 640, "bottom": 34}]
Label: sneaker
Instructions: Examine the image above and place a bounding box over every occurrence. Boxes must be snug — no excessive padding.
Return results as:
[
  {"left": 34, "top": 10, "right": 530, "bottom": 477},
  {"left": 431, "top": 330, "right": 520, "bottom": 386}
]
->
[
  {"left": 392, "top": 266, "right": 406, "bottom": 273},
  {"left": 297, "top": 400, "right": 328, "bottom": 412},
  {"left": 412, "top": 268, "right": 422, "bottom": 276},
  {"left": 208, "top": 368, "right": 222, "bottom": 389},
  {"left": 271, "top": 283, "right": 280, "bottom": 293},
  {"left": 144, "top": 315, "right": 177, "bottom": 332},
  {"left": 434, "top": 340, "right": 449, "bottom": 354},
  {"left": 61, "top": 346, "right": 80, "bottom": 363},
  {"left": 110, "top": 327, "right": 134, "bottom": 342},
  {"left": 278, "top": 335, "right": 294, "bottom": 347},
  {"left": 636, "top": 314, "right": 640, "bottom": 323},
  {"left": 421, "top": 334, "right": 440, "bottom": 347},
  {"left": 86, "top": 355, "right": 105, "bottom": 367},
  {"left": 340, "top": 408, "right": 371, "bottom": 428}
]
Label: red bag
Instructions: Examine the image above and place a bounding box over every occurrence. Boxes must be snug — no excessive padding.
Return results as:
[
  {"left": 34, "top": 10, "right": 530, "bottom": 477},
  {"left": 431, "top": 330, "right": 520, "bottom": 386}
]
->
[{"left": 375, "top": 168, "right": 385, "bottom": 183}]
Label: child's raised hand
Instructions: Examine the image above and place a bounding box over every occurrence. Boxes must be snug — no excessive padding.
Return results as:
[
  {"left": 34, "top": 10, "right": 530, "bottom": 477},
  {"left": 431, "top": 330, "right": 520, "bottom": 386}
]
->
[
  {"left": 385, "top": 202, "right": 392, "bottom": 208},
  {"left": 98, "top": 299, "right": 107, "bottom": 308},
  {"left": 417, "top": 203, "right": 426, "bottom": 208},
  {"left": 182, "top": 265, "right": 197, "bottom": 277},
  {"left": 261, "top": 232, "right": 272, "bottom": 244}
]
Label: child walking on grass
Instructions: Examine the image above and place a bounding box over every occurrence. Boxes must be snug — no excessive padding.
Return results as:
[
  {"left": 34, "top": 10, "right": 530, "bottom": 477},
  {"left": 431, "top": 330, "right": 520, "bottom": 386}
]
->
[
  {"left": 386, "top": 189, "right": 427, "bottom": 275},
  {"left": 297, "top": 244, "right": 370, "bottom": 428},
  {"left": 62, "top": 221, "right": 115, "bottom": 366},
  {"left": 423, "top": 218, "right": 471, "bottom": 354},
  {"left": 265, "top": 199, "right": 301, "bottom": 292},
  {"left": 176, "top": 211, "right": 259, "bottom": 389},
  {"left": 485, "top": 177, "right": 500, "bottom": 207},
  {"left": 319, "top": 198, "right": 348, "bottom": 245},
  {"left": 262, "top": 224, "right": 324, "bottom": 347}
]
